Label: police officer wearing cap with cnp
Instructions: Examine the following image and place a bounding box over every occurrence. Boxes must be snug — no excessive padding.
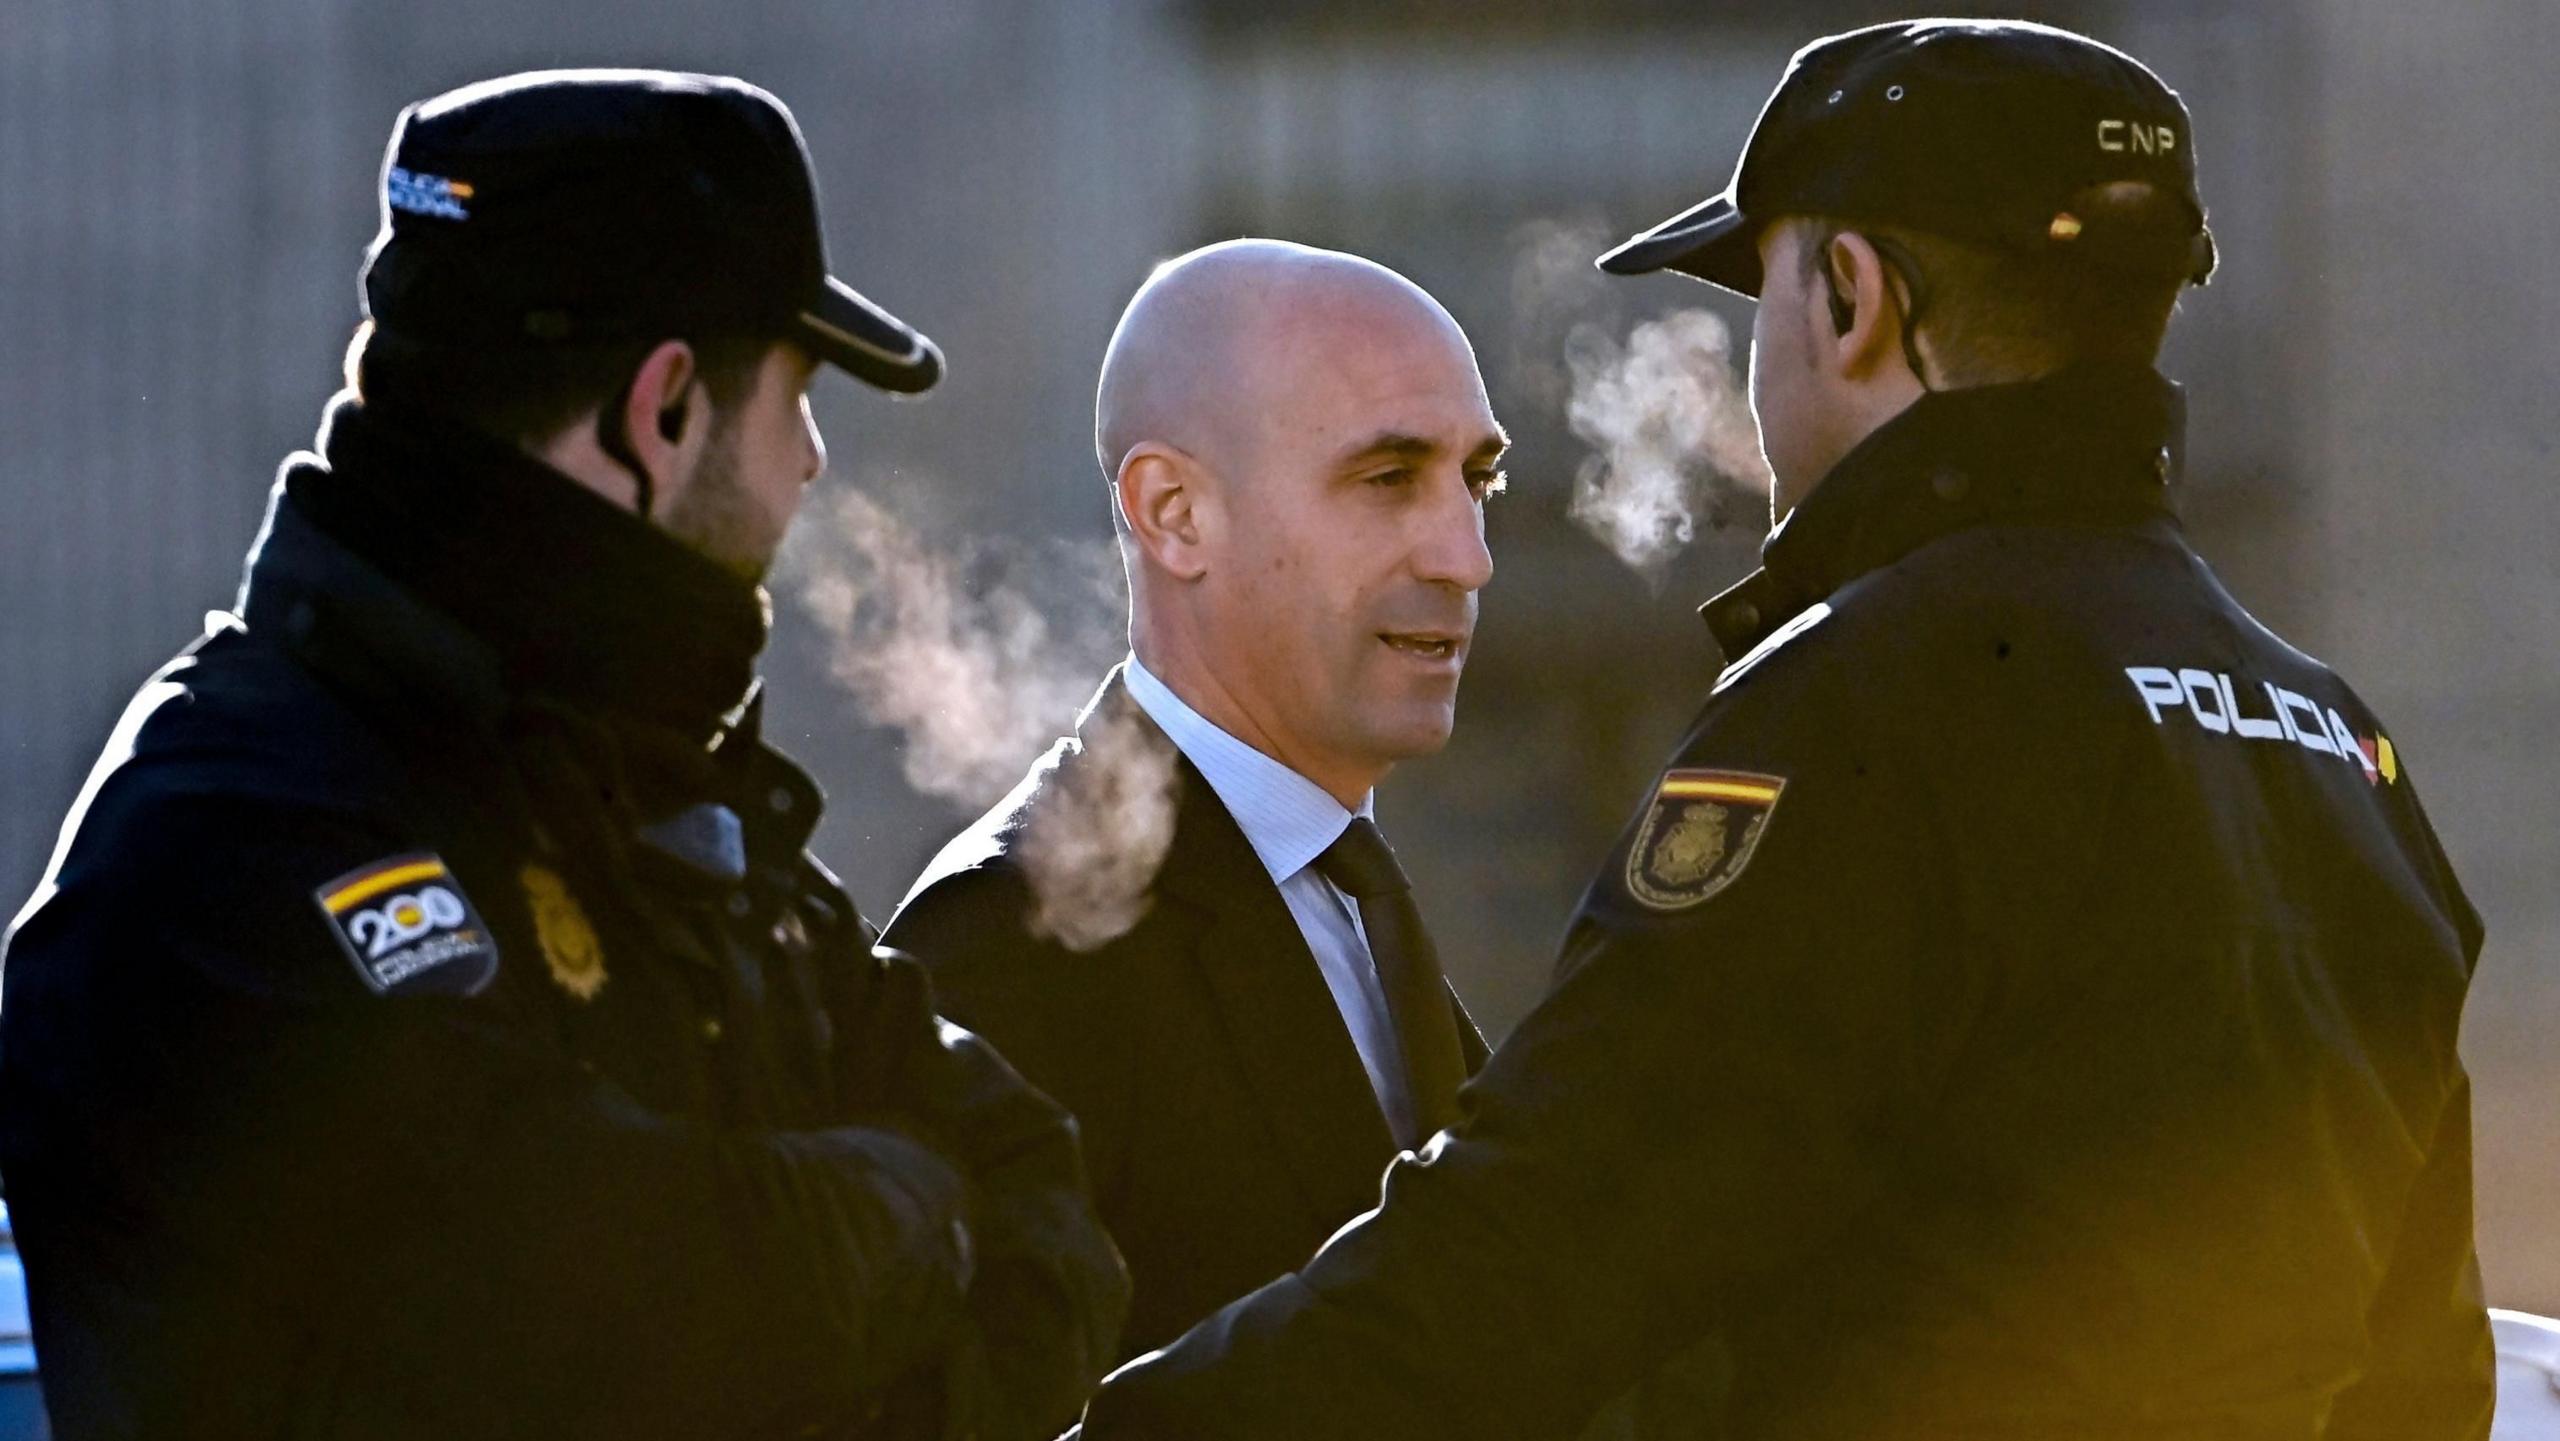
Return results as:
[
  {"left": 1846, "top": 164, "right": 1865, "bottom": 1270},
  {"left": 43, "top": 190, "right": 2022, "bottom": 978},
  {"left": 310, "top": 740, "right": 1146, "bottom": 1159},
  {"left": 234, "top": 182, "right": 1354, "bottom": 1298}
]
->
[
  {"left": 0, "top": 71, "right": 1126, "bottom": 1440},
  {"left": 1070, "top": 20, "right": 2491, "bottom": 1441}
]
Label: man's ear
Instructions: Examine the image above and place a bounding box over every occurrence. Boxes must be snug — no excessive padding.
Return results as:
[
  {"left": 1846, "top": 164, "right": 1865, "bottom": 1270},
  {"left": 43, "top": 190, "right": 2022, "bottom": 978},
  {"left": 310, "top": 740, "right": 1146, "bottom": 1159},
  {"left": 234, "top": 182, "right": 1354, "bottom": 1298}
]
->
[
  {"left": 1115, "top": 442, "right": 1212, "bottom": 583},
  {"left": 615, "top": 339, "right": 710, "bottom": 507},
  {"left": 1822, "top": 231, "right": 1917, "bottom": 384}
]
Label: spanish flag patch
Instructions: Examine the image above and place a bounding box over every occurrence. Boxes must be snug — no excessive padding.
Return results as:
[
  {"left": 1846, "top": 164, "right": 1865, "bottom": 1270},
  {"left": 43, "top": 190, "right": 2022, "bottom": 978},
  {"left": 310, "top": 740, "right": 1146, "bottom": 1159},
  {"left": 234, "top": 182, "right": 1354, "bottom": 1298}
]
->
[{"left": 1624, "top": 769, "right": 1786, "bottom": 912}]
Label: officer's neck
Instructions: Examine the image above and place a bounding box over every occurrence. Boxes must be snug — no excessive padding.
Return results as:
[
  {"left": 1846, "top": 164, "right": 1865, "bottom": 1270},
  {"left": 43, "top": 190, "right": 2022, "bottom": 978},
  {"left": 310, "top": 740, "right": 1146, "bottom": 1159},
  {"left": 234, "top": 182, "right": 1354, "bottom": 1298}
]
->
[
  {"left": 1771, "top": 349, "right": 1934, "bottom": 525},
  {"left": 300, "top": 398, "right": 769, "bottom": 739}
]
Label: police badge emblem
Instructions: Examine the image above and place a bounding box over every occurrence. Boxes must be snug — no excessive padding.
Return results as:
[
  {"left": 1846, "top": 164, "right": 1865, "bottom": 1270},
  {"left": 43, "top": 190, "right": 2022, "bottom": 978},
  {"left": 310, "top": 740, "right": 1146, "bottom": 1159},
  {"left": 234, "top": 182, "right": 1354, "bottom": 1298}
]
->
[
  {"left": 520, "top": 863, "right": 607, "bottom": 1001},
  {"left": 1624, "top": 769, "right": 1786, "bottom": 911}
]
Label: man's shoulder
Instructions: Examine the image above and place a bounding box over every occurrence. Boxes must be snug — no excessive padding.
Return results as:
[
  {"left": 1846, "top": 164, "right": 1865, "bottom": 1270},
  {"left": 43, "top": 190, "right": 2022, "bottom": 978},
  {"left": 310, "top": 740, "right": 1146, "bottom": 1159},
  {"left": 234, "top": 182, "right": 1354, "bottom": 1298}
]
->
[
  {"left": 895, "top": 693, "right": 1207, "bottom": 905},
  {"left": 885, "top": 706, "right": 1208, "bottom": 976},
  {"left": 885, "top": 733, "right": 1113, "bottom": 970},
  {"left": 895, "top": 736, "right": 1070, "bottom": 914}
]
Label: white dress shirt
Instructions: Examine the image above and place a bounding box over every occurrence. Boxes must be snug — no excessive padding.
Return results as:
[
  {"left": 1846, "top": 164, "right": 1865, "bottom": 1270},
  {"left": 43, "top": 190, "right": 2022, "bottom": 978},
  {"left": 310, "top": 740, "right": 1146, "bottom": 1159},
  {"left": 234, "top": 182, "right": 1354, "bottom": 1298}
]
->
[{"left": 1121, "top": 655, "right": 1412, "bottom": 1140}]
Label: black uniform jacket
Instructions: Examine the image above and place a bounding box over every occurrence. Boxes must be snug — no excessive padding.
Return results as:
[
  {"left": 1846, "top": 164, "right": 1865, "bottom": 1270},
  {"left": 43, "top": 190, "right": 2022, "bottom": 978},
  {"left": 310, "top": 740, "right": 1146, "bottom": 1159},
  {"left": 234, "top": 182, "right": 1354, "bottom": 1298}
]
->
[
  {"left": 1076, "top": 366, "right": 2492, "bottom": 1441},
  {"left": 0, "top": 406, "right": 1124, "bottom": 1441},
  {"left": 883, "top": 673, "right": 1486, "bottom": 1362}
]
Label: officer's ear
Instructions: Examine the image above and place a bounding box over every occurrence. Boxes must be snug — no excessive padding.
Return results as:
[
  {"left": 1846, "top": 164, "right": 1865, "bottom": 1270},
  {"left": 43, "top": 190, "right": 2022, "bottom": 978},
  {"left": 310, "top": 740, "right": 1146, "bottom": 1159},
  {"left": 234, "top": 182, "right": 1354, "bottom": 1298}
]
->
[
  {"left": 610, "top": 340, "right": 711, "bottom": 512},
  {"left": 1115, "top": 441, "right": 1213, "bottom": 583},
  {"left": 1819, "top": 231, "right": 1917, "bottom": 384}
]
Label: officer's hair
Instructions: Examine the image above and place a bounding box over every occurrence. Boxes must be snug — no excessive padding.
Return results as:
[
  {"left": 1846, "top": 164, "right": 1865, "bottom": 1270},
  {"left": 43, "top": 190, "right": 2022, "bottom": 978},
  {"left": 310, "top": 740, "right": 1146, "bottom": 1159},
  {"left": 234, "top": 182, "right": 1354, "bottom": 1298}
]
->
[
  {"left": 343, "top": 323, "right": 770, "bottom": 450},
  {"left": 1800, "top": 184, "right": 2190, "bottom": 388}
]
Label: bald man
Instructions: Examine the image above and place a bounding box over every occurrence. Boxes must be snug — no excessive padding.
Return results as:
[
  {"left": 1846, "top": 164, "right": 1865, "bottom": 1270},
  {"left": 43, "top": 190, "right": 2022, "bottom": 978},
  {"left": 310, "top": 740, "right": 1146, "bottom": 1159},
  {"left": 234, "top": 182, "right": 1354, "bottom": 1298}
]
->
[{"left": 881, "top": 240, "right": 1503, "bottom": 1372}]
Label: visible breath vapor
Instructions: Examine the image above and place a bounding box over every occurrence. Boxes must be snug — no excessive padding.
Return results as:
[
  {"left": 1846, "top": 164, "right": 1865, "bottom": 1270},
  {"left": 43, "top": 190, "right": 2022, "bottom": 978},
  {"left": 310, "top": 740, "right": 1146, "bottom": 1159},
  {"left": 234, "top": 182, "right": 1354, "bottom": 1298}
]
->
[
  {"left": 779, "top": 488, "right": 1177, "bottom": 950},
  {"left": 1564, "top": 308, "right": 1773, "bottom": 579},
  {"left": 1507, "top": 216, "right": 1626, "bottom": 415},
  {"left": 1507, "top": 215, "right": 1773, "bottom": 579},
  {"left": 1017, "top": 700, "right": 1179, "bottom": 952}
]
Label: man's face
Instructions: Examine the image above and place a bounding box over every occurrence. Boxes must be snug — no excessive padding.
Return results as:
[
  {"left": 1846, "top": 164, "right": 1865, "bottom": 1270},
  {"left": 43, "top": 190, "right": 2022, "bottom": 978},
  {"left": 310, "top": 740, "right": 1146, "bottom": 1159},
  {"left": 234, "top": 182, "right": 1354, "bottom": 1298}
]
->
[
  {"left": 664, "top": 342, "right": 827, "bottom": 580},
  {"left": 1748, "top": 219, "right": 1842, "bottom": 520},
  {"left": 1198, "top": 300, "right": 1503, "bottom": 788}
]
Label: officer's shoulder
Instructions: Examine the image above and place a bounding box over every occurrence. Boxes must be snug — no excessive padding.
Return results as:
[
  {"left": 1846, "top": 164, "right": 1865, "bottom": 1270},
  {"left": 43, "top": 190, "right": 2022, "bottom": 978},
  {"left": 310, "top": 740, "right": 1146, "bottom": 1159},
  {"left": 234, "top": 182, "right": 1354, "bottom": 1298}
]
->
[
  {"left": 1830, "top": 525, "right": 2159, "bottom": 666},
  {"left": 24, "top": 625, "right": 500, "bottom": 1004},
  {"left": 1705, "top": 538, "right": 2014, "bottom": 692},
  {"left": 2210, "top": 582, "right": 2377, "bottom": 709},
  {"left": 1702, "top": 555, "right": 1984, "bottom": 707},
  {"left": 1703, "top": 529, "right": 2160, "bottom": 750},
  {"left": 1866, "top": 523, "right": 2089, "bottom": 609},
  {"left": 86, "top": 622, "right": 401, "bottom": 820}
]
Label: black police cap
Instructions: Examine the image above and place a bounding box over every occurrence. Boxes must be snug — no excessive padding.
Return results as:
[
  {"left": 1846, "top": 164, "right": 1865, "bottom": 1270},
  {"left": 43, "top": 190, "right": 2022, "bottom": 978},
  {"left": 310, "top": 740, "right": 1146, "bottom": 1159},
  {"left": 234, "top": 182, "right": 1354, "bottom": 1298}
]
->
[
  {"left": 361, "top": 69, "right": 942, "bottom": 393},
  {"left": 1600, "top": 20, "right": 2216, "bottom": 298}
]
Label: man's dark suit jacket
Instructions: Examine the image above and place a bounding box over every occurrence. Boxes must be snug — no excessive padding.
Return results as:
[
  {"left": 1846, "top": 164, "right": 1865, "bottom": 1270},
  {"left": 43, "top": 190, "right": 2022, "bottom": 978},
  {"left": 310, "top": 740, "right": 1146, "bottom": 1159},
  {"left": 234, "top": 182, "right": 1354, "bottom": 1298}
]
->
[{"left": 881, "top": 675, "right": 1486, "bottom": 1361}]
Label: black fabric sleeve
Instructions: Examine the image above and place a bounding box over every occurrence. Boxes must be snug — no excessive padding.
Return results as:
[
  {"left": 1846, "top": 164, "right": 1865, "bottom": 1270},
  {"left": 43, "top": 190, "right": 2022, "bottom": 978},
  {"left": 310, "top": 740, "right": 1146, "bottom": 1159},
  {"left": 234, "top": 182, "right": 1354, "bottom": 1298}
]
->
[
  {"left": 1077, "top": 717, "right": 1953, "bottom": 1440},
  {"left": 2322, "top": 1073, "right": 2497, "bottom": 1441},
  {"left": 835, "top": 940, "right": 1131, "bottom": 1441},
  {"left": 1, "top": 789, "right": 977, "bottom": 1439},
  {"left": 881, "top": 868, "right": 1137, "bottom": 1206}
]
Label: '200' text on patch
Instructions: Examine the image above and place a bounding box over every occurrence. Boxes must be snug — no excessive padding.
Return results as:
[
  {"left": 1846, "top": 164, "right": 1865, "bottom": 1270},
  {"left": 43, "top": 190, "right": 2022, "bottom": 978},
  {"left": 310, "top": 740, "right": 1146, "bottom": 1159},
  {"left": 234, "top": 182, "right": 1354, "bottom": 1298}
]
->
[{"left": 313, "top": 852, "right": 499, "bottom": 997}]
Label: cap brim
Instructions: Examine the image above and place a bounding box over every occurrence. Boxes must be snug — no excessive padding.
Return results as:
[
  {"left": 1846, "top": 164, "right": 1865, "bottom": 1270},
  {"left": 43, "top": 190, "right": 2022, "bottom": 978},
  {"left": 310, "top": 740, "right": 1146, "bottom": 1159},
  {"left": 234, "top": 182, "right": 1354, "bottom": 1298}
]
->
[
  {"left": 797, "top": 275, "right": 943, "bottom": 393},
  {"left": 1596, "top": 191, "right": 1765, "bottom": 298}
]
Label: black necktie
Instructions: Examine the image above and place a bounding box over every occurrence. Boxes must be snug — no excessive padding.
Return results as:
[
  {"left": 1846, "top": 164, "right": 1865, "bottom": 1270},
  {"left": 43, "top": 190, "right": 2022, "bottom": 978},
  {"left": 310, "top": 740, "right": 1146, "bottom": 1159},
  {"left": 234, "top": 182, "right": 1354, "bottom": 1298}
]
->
[{"left": 1316, "top": 817, "right": 1466, "bottom": 1148}]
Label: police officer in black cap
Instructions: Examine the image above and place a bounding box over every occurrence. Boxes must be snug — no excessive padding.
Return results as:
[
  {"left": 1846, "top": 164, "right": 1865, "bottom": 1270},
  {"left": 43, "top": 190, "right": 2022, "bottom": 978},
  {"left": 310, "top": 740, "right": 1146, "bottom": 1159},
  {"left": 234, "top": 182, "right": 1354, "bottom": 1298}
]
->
[
  {"left": 0, "top": 70, "right": 1124, "bottom": 1440},
  {"left": 1070, "top": 20, "right": 2490, "bottom": 1440}
]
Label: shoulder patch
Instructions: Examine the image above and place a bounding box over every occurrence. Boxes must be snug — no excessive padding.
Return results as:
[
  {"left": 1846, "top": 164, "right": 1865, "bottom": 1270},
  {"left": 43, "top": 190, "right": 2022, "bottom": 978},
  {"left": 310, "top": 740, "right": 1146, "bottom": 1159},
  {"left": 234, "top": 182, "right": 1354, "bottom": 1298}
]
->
[
  {"left": 1713, "top": 602, "right": 1831, "bottom": 696},
  {"left": 1623, "top": 770, "right": 1786, "bottom": 912},
  {"left": 314, "top": 853, "right": 498, "bottom": 997}
]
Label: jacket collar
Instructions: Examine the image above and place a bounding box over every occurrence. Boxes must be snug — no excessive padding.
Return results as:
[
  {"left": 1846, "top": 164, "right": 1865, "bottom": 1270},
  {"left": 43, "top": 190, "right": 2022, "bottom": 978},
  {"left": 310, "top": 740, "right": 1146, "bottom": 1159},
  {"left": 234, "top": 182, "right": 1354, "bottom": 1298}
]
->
[
  {"left": 252, "top": 397, "right": 769, "bottom": 740},
  {"left": 235, "top": 477, "right": 513, "bottom": 733},
  {"left": 233, "top": 417, "right": 822, "bottom": 852},
  {"left": 1703, "top": 364, "right": 2186, "bottom": 659}
]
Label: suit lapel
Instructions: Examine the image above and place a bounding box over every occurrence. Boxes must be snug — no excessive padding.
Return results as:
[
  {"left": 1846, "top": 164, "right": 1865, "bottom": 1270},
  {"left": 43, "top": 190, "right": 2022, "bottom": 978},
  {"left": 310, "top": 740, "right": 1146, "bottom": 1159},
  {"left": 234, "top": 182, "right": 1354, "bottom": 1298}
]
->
[
  {"left": 1146, "top": 749, "right": 1398, "bottom": 1232},
  {"left": 1449, "top": 980, "right": 1490, "bottom": 1074}
]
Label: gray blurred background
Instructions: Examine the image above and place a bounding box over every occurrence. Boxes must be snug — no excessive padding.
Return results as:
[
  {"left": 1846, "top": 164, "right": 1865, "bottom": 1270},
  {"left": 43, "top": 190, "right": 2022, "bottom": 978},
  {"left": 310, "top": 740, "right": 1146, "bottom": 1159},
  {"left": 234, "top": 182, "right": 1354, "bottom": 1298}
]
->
[{"left": 0, "top": 0, "right": 2551, "bottom": 1313}]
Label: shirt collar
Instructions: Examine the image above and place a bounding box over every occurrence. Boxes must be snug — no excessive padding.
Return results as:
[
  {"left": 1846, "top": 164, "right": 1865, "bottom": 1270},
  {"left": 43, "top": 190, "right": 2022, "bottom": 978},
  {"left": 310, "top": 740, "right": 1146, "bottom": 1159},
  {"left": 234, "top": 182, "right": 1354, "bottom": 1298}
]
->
[
  {"left": 1701, "top": 363, "right": 2186, "bottom": 661},
  {"left": 1121, "top": 655, "right": 1372, "bottom": 884}
]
